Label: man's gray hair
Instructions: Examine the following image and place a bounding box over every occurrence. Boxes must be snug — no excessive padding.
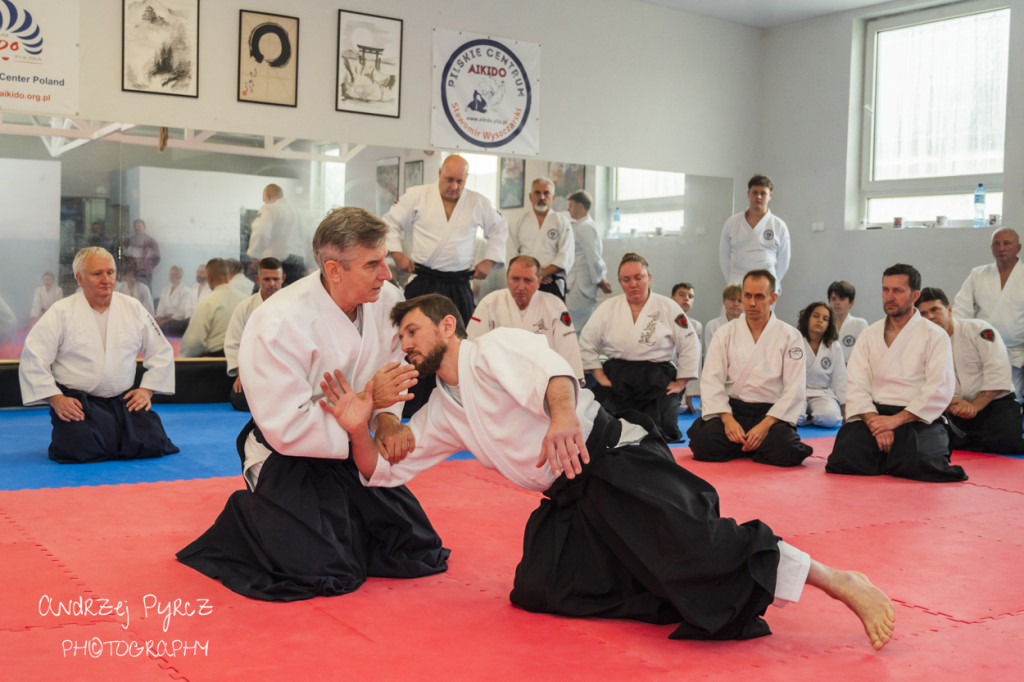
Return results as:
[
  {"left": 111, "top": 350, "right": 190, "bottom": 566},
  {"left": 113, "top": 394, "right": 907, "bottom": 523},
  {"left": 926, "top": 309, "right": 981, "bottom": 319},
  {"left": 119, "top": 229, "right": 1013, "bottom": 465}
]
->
[
  {"left": 312, "top": 207, "right": 389, "bottom": 270},
  {"left": 532, "top": 176, "right": 555, "bottom": 190},
  {"left": 73, "top": 247, "right": 115, "bottom": 276}
]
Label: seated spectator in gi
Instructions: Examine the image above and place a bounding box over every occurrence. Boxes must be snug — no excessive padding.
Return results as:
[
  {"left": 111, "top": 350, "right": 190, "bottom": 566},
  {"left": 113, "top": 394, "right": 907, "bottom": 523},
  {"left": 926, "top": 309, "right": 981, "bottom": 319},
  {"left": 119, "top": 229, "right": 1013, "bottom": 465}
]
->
[
  {"left": 828, "top": 280, "right": 869, "bottom": 363},
  {"left": 180, "top": 258, "right": 248, "bottom": 357},
  {"left": 688, "top": 270, "right": 811, "bottom": 467},
  {"left": 0, "top": 293, "right": 16, "bottom": 345},
  {"left": 18, "top": 247, "right": 178, "bottom": 463},
  {"left": 194, "top": 263, "right": 212, "bottom": 304},
  {"left": 467, "top": 255, "right": 584, "bottom": 383},
  {"left": 797, "top": 302, "right": 846, "bottom": 428},
  {"left": 30, "top": 272, "right": 63, "bottom": 326},
  {"left": 227, "top": 258, "right": 256, "bottom": 296},
  {"left": 155, "top": 265, "right": 194, "bottom": 336},
  {"left": 579, "top": 253, "right": 699, "bottom": 441},
  {"left": 826, "top": 264, "right": 965, "bottom": 482},
  {"left": 916, "top": 287, "right": 1024, "bottom": 455},
  {"left": 224, "top": 257, "right": 285, "bottom": 411},
  {"left": 114, "top": 261, "right": 155, "bottom": 316},
  {"left": 704, "top": 284, "right": 744, "bottom": 348},
  {"left": 672, "top": 282, "right": 702, "bottom": 414}
]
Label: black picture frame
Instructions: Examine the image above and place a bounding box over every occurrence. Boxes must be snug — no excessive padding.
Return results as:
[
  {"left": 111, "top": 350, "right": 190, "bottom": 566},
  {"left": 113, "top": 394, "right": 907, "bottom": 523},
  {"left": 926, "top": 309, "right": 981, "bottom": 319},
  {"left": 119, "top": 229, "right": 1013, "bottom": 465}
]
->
[
  {"left": 336, "top": 10, "right": 403, "bottom": 118},
  {"left": 238, "top": 10, "right": 299, "bottom": 107},
  {"left": 122, "top": 0, "right": 200, "bottom": 98}
]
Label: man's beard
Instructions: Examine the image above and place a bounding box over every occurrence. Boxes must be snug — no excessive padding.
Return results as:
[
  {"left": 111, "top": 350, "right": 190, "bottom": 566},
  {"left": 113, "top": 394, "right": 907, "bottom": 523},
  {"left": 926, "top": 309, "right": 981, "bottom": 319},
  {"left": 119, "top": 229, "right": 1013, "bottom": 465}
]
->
[{"left": 411, "top": 341, "right": 446, "bottom": 376}]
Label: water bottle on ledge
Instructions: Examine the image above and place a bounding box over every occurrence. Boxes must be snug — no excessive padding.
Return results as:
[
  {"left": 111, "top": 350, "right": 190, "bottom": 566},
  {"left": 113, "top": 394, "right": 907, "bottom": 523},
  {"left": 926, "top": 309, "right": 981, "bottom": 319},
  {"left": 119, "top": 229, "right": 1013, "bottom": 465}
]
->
[
  {"left": 613, "top": 207, "right": 621, "bottom": 235},
  {"left": 974, "top": 183, "right": 986, "bottom": 227}
]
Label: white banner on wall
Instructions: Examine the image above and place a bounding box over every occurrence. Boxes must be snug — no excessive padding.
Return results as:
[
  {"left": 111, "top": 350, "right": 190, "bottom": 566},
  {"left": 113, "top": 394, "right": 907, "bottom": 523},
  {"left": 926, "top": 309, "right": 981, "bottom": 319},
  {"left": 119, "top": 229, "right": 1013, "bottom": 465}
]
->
[
  {"left": 431, "top": 29, "right": 540, "bottom": 156},
  {"left": 0, "top": 0, "right": 79, "bottom": 115}
]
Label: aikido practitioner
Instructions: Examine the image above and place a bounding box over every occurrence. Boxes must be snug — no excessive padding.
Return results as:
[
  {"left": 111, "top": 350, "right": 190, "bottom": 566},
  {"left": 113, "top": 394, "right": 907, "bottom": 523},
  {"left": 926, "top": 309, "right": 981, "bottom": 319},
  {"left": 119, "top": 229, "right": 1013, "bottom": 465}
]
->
[
  {"left": 796, "top": 301, "right": 846, "bottom": 428},
  {"left": 223, "top": 257, "right": 285, "bottom": 412},
  {"left": 19, "top": 247, "right": 179, "bottom": 463},
  {"left": 177, "top": 207, "right": 449, "bottom": 601},
  {"left": 507, "top": 177, "right": 575, "bottom": 300},
  {"left": 317, "top": 294, "right": 896, "bottom": 649},
  {"left": 467, "top": 255, "right": 584, "bottom": 383},
  {"left": 688, "top": 269, "right": 812, "bottom": 466},
  {"left": 719, "top": 174, "right": 790, "bottom": 289},
  {"left": 917, "top": 287, "right": 1024, "bottom": 455},
  {"left": 826, "top": 264, "right": 966, "bottom": 482},
  {"left": 828, "top": 280, "right": 869, "bottom": 363},
  {"left": 578, "top": 252, "right": 699, "bottom": 441}
]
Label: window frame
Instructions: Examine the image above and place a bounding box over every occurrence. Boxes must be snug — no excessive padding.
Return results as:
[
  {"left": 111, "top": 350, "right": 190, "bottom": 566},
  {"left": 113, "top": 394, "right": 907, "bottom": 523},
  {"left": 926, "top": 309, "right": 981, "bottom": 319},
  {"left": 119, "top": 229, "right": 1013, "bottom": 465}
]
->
[{"left": 608, "top": 166, "right": 687, "bottom": 236}]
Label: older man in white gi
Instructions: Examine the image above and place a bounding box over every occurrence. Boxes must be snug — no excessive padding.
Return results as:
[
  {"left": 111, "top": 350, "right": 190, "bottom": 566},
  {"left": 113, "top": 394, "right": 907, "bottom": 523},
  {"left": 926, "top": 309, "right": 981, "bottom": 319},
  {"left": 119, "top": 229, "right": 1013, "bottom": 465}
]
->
[
  {"left": 317, "top": 294, "right": 896, "bottom": 650},
  {"left": 917, "top": 287, "right": 1024, "bottom": 455},
  {"left": 247, "top": 183, "right": 305, "bottom": 286},
  {"left": 467, "top": 255, "right": 584, "bottom": 383},
  {"left": 508, "top": 177, "right": 575, "bottom": 300},
  {"left": 565, "top": 190, "right": 611, "bottom": 331},
  {"left": 383, "top": 154, "right": 507, "bottom": 324},
  {"left": 689, "top": 269, "right": 811, "bottom": 467},
  {"left": 19, "top": 247, "right": 178, "bottom": 463},
  {"left": 223, "top": 257, "right": 285, "bottom": 412},
  {"left": 827, "top": 264, "right": 965, "bottom": 482},
  {"left": 177, "top": 207, "right": 449, "bottom": 602},
  {"left": 719, "top": 174, "right": 790, "bottom": 289},
  {"left": 953, "top": 228, "right": 1024, "bottom": 400}
]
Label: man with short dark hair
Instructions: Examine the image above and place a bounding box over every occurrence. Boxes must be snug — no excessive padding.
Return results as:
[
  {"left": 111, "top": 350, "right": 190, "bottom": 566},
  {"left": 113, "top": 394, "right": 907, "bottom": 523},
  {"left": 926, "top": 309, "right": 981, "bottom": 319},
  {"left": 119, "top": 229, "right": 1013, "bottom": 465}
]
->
[
  {"left": 719, "top": 175, "right": 790, "bottom": 289},
  {"left": 179, "top": 258, "right": 248, "bottom": 357},
  {"left": 827, "top": 280, "right": 869, "bottom": 363},
  {"left": 224, "top": 257, "right": 286, "bottom": 411},
  {"left": 827, "top": 264, "right": 965, "bottom": 482},
  {"left": 467, "top": 255, "right": 584, "bottom": 383},
  {"left": 565, "top": 189, "right": 611, "bottom": 331},
  {"left": 916, "top": 287, "right": 1024, "bottom": 454},
  {"left": 689, "top": 270, "right": 811, "bottom": 467},
  {"left": 508, "top": 177, "right": 575, "bottom": 300},
  {"left": 671, "top": 282, "right": 703, "bottom": 413},
  {"left": 19, "top": 247, "right": 178, "bottom": 463},
  {"left": 178, "top": 207, "right": 449, "bottom": 602}
]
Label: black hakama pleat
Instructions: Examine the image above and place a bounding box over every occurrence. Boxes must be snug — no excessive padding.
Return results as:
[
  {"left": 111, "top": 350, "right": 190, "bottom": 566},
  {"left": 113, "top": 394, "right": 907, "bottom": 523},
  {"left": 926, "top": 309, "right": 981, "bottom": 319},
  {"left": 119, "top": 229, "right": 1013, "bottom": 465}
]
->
[
  {"left": 593, "top": 359, "right": 683, "bottom": 440},
  {"left": 48, "top": 387, "right": 179, "bottom": 463},
  {"left": 176, "top": 452, "right": 450, "bottom": 601},
  {"left": 511, "top": 410, "right": 780, "bottom": 640}
]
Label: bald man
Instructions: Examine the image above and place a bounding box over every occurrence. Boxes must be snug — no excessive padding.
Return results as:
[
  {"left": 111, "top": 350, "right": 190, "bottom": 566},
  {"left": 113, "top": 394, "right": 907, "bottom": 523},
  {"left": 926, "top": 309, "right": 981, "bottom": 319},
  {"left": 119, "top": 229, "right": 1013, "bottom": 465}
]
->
[
  {"left": 248, "top": 183, "right": 305, "bottom": 286},
  {"left": 953, "top": 228, "right": 1024, "bottom": 400}
]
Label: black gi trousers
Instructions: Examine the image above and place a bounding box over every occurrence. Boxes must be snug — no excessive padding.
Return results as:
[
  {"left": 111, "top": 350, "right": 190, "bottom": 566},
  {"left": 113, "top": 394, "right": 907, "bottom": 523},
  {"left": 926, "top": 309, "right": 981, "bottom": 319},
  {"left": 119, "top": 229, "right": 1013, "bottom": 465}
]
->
[{"left": 687, "top": 398, "right": 812, "bottom": 467}]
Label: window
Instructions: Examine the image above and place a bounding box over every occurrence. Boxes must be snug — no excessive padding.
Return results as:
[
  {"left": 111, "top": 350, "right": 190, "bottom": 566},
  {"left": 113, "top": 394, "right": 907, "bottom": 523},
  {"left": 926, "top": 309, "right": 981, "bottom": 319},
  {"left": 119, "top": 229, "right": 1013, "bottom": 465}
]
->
[
  {"left": 860, "top": 2, "right": 1010, "bottom": 227},
  {"left": 610, "top": 167, "right": 686, "bottom": 235}
]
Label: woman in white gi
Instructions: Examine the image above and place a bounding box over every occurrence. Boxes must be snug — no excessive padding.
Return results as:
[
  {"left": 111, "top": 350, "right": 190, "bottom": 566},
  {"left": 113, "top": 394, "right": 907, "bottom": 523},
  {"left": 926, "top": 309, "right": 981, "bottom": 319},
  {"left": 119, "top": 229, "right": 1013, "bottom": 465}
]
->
[
  {"left": 579, "top": 253, "right": 700, "bottom": 441},
  {"left": 796, "top": 302, "right": 846, "bottom": 428}
]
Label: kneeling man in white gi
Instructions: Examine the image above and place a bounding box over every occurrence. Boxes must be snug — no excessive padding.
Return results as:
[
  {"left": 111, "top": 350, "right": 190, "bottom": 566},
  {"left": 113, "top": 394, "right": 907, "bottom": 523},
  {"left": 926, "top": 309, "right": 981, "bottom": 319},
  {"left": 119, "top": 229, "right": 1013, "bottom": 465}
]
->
[
  {"left": 19, "top": 247, "right": 178, "bottom": 463},
  {"left": 467, "top": 255, "right": 584, "bottom": 383},
  {"left": 688, "top": 269, "right": 812, "bottom": 467},
  {"left": 917, "top": 287, "right": 1024, "bottom": 455},
  {"left": 827, "top": 264, "right": 966, "bottom": 482},
  {"left": 319, "top": 294, "right": 896, "bottom": 649}
]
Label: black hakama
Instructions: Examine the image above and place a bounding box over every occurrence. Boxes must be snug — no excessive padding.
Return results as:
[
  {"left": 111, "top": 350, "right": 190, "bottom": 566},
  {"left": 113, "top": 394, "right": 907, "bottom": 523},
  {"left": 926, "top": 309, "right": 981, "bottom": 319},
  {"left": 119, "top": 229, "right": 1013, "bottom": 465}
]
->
[
  {"left": 592, "top": 358, "right": 684, "bottom": 441},
  {"left": 48, "top": 386, "right": 179, "bottom": 463},
  {"left": 826, "top": 403, "right": 967, "bottom": 482},
  {"left": 176, "top": 425, "right": 450, "bottom": 601},
  {"left": 946, "top": 394, "right": 1024, "bottom": 455},
  {"left": 511, "top": 409, "right": 781, "bottom": 640},
  {"left": 688, "top": 398, "right": 812, "bottom": 467}
]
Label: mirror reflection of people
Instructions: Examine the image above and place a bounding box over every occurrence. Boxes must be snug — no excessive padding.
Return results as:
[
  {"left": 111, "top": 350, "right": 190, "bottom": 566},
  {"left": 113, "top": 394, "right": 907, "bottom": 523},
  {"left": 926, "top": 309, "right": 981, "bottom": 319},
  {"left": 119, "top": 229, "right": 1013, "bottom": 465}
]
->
[
  {"left": 223, "top": 257, "right": 285, "bottom": 411},
  {"left": 155, "top": 265, "right": 194, "bottom": 337},
  {"left": 18, "top": 247, "right": 178, "bottom": 463},
  {"left": 114, "top": 260, "right": 155, "bottom": 316},
  {"left": 30, "top": 272, "right": 63, "bottom": 326},
  {"left": 508, "top": 177, "right": 575, "bottom": 301},
  {"left": 179, "top": 258, "right": 248, "bottom": 358},
  {"left": 194, "top": 263, "right": 212, "bottom": 304},
  {"left": 247, "top": 184, "right": 305, "bottom": 286},
  {"left": 0, "top": 293, "right": 15, "bottom": 345},
  {"left": 122, "top": 219, "right": 161, "bottom": 287},
  {"left": 83, "top": 220, "right": 114, "bottom": 253}
]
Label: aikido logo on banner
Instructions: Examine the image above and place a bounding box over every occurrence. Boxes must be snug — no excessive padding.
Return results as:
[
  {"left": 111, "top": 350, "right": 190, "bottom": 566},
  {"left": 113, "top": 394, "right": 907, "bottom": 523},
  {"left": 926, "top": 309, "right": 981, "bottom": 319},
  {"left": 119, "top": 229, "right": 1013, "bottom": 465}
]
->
[
  {"left": 432, "top": 29, "right": 540, "bottom": 155},
  {"left": 0, "top": 0, "right": 79, "bottom": 114},
  {"left": 0, "top": 0, "right": 43, "bottom": 64}
]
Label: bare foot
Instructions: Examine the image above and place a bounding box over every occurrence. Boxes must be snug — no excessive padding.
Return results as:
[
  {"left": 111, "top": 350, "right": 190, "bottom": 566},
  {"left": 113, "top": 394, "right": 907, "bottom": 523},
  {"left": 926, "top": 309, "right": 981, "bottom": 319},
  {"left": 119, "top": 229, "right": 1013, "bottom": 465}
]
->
[{"left": 826, "top": 569, "right": 895, "bottom": 649}]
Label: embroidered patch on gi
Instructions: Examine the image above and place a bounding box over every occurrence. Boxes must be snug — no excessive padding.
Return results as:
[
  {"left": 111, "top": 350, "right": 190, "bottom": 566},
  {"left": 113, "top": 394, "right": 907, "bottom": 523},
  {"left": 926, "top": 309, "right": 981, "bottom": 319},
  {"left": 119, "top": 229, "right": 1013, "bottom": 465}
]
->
[
  {"left": 787, "top": 346, "right": 803, "bottom": 360},
  {"left": 560, "top": 311, "right": 572, "bottom": 326},
  {"left": 763, "top": 229, "right": 774, "bottom": 240},
  {"left": 547, "top": 228, "right": 558, "bottom": 240},
  {"left": 821, "top": 356, "right": 832, "bottom": 370},
  {"left": 843, "top": 334, "right": 855, "bottom": 347},
  {"left": 981, "top": 328, "right": 996, "bottom": 341},
  {"left": 674, "top": 313, "right": 688, "bottom": 328}
]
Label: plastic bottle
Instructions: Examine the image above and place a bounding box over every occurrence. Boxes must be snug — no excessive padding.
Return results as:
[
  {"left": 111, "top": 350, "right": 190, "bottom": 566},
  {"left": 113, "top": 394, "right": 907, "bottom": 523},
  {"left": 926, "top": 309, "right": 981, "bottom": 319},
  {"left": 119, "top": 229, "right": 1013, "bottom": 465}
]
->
[
  {"left": 612, "top": 207, "right": 621, "bottom": 235},
  {"left": 974, "top": 183, "right": 986, "bottom": 227}
]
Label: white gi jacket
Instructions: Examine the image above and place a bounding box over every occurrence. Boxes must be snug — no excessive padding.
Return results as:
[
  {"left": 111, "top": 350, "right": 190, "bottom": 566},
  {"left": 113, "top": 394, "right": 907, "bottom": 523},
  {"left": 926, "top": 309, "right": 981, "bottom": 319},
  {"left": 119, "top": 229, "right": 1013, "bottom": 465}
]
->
[
  {"left": 579, "top": 294, "right": 700, "bottom": 381},
  {"left": 467, "top": 289, "right": 584, "bottom": 381},
  {"left": 508, "top": 211, "right": 575, "bottom": 275},
  {"left": 950, "top": 318, "right": 1013, "bottom": 401},
  {"left": 366, "top": 330, "right": 598, "bottom": 493},
  {"left": 837, "top": 316, "right": 869, "bottom": 363},
  {"left": 382, "top": 184, "right": 507, "bottom": 271},
  {"left": 953, "top": 261, "right": 1024, "bottom": 366},
  {"left": 699, "top": 314, "right": 806, "bottom": 425},
  {"left": 238, "top": 273, "right": 405, "bottom": 477},
  {"left": 224, "top": 292, "right": 264, "bottom": 376},
  {"left": 20, "top": 292, "right": 174, "bottom": 405},
  {"left": 229, "top": 273, "right": 256, "bottom": 297},
  {"left": 179, "top": 285, "right": 248, "bottom": 357},
  {"left": 718, "top": 211, "right": 790, "bottom": 287},
  {"left": 845, "top": 311, "right": 954, "bottom": 423},
  {"left": 804, "top": 338, "right": 847, "bottom": 404},
  {"left": 30, "top": 285, "right": 63, "bottom": 318},
  {"left": 566, "top": 216, "right": 607, "bottom": 300},
  {"left": 114, "top": 280, "right": 155, "bottom": 316},
  {"left": 247, "top": 198, "right": 303, "bottom": 260},
  {"left": 704, "top": 315, "right": 728, "bottom": 350},
  {"left": 156, "top": 282, "right": 195, "bottom": 320}
]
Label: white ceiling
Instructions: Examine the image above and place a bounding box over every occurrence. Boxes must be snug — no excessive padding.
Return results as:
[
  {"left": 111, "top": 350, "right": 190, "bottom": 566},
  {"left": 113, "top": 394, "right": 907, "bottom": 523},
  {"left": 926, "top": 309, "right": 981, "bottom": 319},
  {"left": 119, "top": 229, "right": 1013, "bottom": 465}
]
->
[{"left": 642, "top": 0, "right": 898, "bottom": 28}]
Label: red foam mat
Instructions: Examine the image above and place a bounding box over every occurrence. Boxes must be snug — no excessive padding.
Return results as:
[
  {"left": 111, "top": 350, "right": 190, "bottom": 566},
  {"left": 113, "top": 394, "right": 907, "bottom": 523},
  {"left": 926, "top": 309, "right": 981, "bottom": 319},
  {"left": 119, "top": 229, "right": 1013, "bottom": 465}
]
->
[{"left": 2, "top": 444, "right": 1022, "bottom": 681}]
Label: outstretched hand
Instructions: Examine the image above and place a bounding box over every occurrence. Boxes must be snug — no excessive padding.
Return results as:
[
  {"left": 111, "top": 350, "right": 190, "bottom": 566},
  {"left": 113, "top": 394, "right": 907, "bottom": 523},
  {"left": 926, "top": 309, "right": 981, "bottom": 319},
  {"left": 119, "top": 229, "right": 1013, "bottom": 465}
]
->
[
  {"left": 319, "top": 370, "right": 374, "bottom": 434},
  {"left": 535, "top": 412, "right": 590, "bottom": 479}
]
